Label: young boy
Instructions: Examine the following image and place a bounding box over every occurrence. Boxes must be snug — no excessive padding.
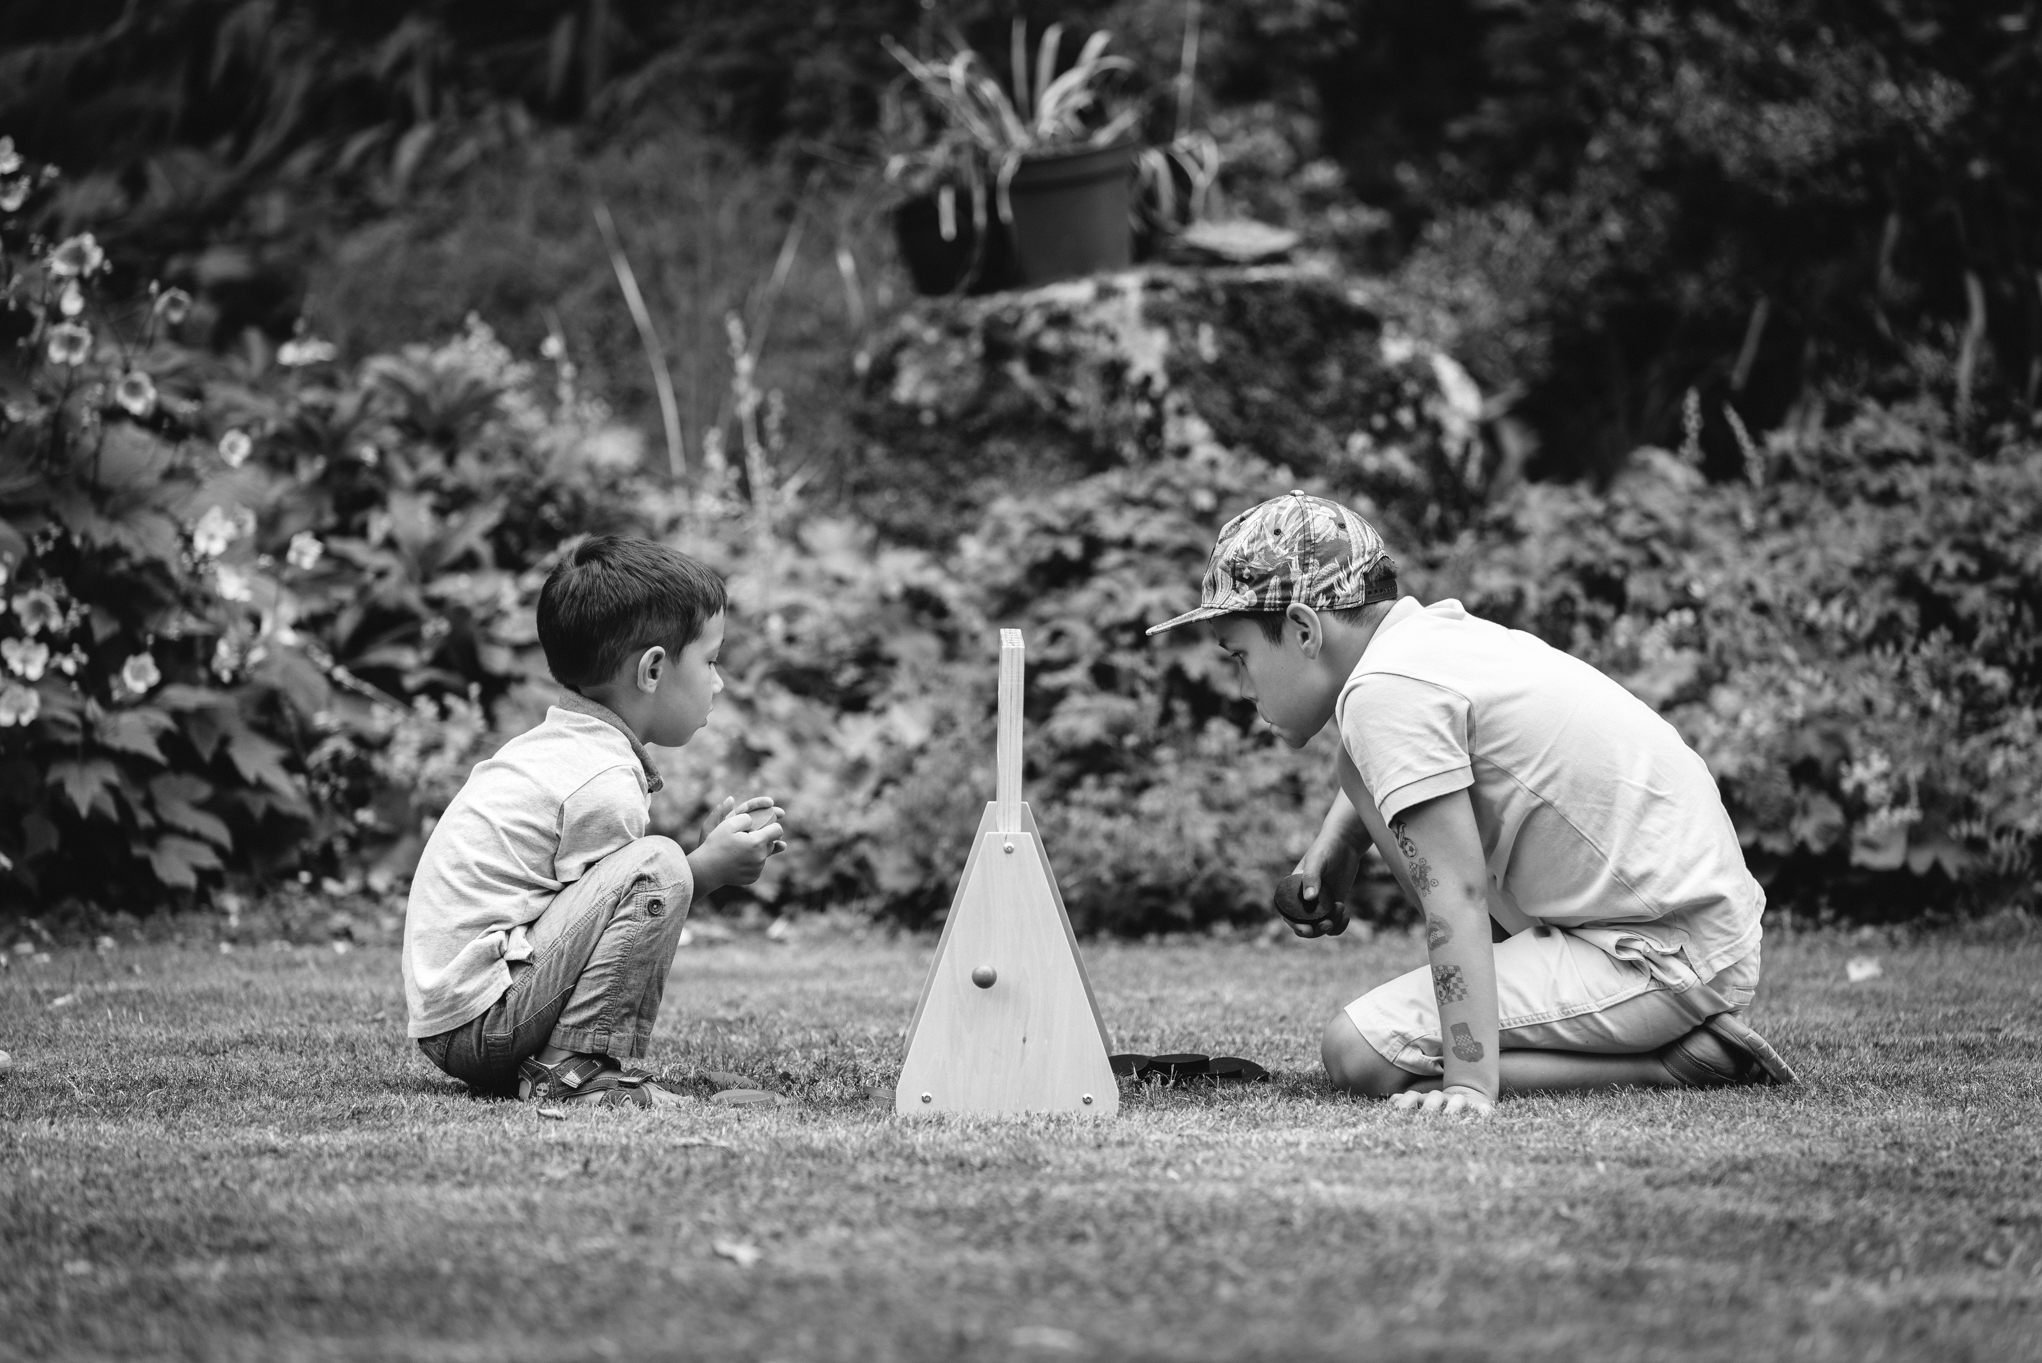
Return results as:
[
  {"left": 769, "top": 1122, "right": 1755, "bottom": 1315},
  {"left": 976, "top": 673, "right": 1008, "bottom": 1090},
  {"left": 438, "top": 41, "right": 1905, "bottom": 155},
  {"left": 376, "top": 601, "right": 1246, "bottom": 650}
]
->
[
  {"left": 1148, "top": 491, "right": 1797, "bottom": 1117},
  {"left": 403, "top": 536, "right": 785, "bottom": 1107}
]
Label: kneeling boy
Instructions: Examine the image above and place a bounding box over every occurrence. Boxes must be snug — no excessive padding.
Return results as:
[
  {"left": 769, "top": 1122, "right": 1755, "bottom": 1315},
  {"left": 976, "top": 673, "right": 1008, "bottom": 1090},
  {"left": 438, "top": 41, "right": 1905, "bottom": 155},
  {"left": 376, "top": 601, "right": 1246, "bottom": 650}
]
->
[
  {"left": 1149, "top": 492, "right": 1796, "bottom": 1116},
  {"left": 403, "top": 536, "right": 785, "bottom": 1107}
]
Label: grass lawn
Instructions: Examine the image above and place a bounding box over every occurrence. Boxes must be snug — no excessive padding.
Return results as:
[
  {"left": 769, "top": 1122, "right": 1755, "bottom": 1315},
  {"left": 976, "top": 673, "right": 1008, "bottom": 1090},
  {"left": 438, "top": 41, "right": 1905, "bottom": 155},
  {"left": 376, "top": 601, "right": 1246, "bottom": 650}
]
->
[{"left": 3, "top": 923, "right": 2039, "bottom": 1363}]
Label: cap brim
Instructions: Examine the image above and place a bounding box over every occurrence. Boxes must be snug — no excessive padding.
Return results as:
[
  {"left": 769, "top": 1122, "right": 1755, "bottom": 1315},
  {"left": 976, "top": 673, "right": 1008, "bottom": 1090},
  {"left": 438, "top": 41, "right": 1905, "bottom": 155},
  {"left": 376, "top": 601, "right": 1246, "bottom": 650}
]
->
[{"left": 1144, "top": 604, "right": 1228, "bottom": 637}]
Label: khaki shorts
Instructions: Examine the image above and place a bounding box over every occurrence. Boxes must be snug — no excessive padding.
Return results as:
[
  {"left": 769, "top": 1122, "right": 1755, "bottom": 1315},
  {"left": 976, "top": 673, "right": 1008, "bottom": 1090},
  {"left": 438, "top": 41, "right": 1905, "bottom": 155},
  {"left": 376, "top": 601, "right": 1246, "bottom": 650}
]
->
[{"left": 1345, "top": 924, "right": 1760, "bottom": 1076}]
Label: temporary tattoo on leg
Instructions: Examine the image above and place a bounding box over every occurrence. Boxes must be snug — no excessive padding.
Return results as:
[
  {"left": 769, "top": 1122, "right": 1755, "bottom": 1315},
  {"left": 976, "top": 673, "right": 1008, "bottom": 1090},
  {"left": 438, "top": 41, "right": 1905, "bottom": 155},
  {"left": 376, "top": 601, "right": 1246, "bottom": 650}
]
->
[
  {"left": 1432, "top": 963, "right": 1467, "bottom": 1004},
  {"left": 1450, "top": 1022, "right": 1484, "bottom": 1062},
  {"left": 1426, "top": 915, "right": 1454, "bottom": 950},
  {"left": 1390, "top": 819, "right": 1440, "bottom": 896}
]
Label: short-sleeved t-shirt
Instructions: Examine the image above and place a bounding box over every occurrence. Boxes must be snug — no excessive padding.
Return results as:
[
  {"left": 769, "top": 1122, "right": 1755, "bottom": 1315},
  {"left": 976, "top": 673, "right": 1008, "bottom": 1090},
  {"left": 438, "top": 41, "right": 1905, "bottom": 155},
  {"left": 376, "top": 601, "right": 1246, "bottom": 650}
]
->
[
  {"left": 1337, "top": 597, "right": 1762, "bottom": 981},
  {"left": 402, "top": 693, "right": 673, "bottom": 1037}
]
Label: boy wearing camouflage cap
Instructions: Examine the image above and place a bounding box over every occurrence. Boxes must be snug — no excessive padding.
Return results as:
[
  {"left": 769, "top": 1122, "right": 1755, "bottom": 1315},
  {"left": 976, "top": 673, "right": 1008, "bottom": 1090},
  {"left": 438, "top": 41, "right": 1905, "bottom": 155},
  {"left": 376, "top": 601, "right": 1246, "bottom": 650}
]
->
[{"left": 1149, "top": 491, "right": 1796, "bottom": 1115}]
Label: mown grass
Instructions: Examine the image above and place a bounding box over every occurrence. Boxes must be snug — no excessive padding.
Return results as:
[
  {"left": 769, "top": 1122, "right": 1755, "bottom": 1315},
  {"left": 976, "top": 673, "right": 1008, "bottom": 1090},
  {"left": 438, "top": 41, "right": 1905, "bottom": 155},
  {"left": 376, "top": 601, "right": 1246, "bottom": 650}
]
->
[{"left": 2, "top": 925, "right": 2038, "bottom": 1363}]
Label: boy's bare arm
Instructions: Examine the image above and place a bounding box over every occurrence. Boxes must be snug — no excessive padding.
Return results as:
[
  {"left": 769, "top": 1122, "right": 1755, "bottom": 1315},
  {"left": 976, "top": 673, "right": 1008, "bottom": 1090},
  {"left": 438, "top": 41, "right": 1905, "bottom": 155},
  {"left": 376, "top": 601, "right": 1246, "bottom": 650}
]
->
[{"left": 1383, "top": 789, "right": 1501, "bottom": 1114}]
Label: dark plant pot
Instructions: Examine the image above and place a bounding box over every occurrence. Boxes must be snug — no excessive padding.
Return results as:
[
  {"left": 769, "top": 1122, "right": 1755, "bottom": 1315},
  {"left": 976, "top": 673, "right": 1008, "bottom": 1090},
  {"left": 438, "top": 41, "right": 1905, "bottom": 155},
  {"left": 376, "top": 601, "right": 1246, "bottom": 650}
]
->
[
  {"left": 1006, "top": 139, "right": 1136, "bottom": 286},
  {"left": 891, "top": 191, "right": 1019, "bottom": 297}
]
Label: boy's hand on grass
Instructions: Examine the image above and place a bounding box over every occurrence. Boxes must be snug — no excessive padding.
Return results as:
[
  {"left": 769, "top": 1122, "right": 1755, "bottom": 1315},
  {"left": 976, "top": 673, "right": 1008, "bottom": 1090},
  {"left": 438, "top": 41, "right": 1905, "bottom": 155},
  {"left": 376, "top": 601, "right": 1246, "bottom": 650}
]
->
[
  {"left": 1389, "top": 1084, "right": 1494, "bottom": 1119},
  {"left": 688, "top": 795, "right": 786, "bottom": 893}
]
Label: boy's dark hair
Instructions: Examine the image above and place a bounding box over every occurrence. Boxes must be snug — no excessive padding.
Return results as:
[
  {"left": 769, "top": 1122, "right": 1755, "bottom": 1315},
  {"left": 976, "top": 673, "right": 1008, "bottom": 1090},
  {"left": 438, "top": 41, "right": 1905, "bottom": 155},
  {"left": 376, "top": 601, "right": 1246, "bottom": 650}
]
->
[
  {"left": 537, "top": 536, "right": 727, "bottom": 690},
  {"left": 1244, "top": 599, "right": 1393, "bottom": 646}
]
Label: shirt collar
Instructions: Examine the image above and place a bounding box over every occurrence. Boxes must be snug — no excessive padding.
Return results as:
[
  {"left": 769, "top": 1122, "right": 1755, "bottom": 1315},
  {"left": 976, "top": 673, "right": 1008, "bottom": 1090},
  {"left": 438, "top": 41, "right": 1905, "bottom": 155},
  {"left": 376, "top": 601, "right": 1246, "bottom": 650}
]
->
[
  {"left": 1358, "top": 595, "right": 1425, "bottom": 661},
  {"left": 555, "top": 691, "right": 664, "bottom": 793}
]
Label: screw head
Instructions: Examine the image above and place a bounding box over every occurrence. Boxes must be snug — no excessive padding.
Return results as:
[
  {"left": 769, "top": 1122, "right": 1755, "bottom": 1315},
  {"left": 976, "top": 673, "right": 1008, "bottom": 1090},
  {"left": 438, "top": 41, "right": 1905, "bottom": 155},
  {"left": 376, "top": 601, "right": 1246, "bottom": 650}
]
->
[
  {"left": 971, "top": 965, "right": 997, "bottom": 989},
  {"left": 921, "top": 1092, "right": 932, "bottom": 1104},
  {"left": 1082, "top": 1094, "right": 1094, "bottom": 1105},
  {"left": 1003, "top": 841, "right": 1015, "bottom": 853}
]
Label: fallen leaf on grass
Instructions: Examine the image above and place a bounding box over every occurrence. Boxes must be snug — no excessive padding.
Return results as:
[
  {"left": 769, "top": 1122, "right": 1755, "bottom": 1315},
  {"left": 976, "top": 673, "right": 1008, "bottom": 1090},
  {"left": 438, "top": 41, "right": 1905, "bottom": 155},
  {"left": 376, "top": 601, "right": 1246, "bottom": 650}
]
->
[
  {"left": 1846, "top": 956, "right": 1884, "bottom": 983},
  {"left": 1010, "top": 1324, "right": 1085, "bottom": 1353},
  {"left": 671, "top": 1135, "right": 733, "bottom": 1150},
  {"left": 711, "top": 1238, "right": 762, "bottom": 1267},
  {"left": 536, "top": 1106, "right": 567, "bottom": 1121},
  {"left": 703, "top": 1069, "right": 752, "bottom": 1089},
  {"left": 48, "top": 992, "right": 78, "bottom": 1010},
  {"left": 711, "top": 1088, "right": 792, "bottom": 1108},
  {"left": 62, "top": 1259, "right": 92, "bottom": 1277}
]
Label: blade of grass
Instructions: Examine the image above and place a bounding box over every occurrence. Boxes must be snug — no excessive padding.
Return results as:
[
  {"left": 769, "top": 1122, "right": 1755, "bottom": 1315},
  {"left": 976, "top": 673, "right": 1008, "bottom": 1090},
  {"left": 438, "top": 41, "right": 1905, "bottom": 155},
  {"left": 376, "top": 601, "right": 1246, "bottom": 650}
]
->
[{"left": 592, "top": 200, "right": 685, "bottom": 481}]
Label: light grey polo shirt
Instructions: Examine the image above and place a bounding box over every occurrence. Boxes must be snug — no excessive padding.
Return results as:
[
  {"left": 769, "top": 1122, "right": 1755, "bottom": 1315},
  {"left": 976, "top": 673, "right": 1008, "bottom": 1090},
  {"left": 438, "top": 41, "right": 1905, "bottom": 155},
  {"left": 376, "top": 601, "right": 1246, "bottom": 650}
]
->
[
  {"left": 1336, "top": 597, "right": 1764, "bottom": 982},
  {"left": 402, "top": 693, "right": 674, "bottom": 1038}
]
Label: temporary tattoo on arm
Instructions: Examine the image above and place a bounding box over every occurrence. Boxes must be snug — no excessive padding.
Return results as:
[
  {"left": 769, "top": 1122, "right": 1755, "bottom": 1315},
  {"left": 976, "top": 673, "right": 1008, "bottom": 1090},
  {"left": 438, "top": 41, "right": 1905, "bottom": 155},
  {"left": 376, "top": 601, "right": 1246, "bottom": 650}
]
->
[
  {"left": 1426, "top": 915, "right": 1453, "bottom": 950},
  {"left": 1390, "top": 819, "right": 1439, "bottom": 897},
  {"left": 1432, "top": 963, "right": 1467, "bottom": 1004},
  {"left": 1450, "top": 1022, "right": 1484, "bottom": 1062}
]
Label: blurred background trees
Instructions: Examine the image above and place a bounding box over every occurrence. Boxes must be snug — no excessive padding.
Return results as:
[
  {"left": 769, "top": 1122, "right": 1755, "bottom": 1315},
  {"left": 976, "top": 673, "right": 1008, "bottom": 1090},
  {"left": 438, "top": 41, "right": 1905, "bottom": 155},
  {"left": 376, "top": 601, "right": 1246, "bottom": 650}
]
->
[
  {"left": 4, "top": 1, "right": 2039, "bottom": 932},
  {"left": 4, "top": 0, "right": 2035, "bottom": 470}
]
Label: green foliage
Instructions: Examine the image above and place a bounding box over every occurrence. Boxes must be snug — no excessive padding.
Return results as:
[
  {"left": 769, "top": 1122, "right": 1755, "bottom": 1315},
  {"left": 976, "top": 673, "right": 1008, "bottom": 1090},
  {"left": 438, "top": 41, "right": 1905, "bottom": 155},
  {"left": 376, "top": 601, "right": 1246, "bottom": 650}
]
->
[
  {"left": 1422, "top": 402, "right": 2042, "bottom": 922},
  {"left": 0, "top": 214, "right": 313, "bottom": 911},
  {"left": 0, "top": 161, "right": 659, "bottom": 914}
]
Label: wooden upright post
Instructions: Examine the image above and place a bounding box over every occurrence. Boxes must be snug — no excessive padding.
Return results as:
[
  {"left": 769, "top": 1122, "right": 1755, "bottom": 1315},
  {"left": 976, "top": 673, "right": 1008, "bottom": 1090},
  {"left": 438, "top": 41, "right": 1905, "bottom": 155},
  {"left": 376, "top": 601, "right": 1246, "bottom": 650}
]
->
[
  {"left": 996, "top": 628, "right": 1024, "bottom": 833},
  {"left": 894, "top": 631, "right": 1118, "bottom": 1117}
]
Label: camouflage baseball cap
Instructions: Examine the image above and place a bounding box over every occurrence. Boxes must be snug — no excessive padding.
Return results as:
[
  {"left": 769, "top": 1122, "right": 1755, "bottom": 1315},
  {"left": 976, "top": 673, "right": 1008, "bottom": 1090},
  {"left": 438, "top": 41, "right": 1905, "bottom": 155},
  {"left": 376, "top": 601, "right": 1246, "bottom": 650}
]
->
[{"left": 1146, "top": 491, "right": 1398, "bottom": 636}]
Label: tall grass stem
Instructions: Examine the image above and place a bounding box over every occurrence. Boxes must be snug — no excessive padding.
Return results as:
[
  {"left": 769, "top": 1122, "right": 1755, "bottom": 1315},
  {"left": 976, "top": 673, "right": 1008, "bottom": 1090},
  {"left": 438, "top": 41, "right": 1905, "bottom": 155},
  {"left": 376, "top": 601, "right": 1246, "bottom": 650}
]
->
[{"left": 593, "top": 201, "right": 686, "bottom": 481}]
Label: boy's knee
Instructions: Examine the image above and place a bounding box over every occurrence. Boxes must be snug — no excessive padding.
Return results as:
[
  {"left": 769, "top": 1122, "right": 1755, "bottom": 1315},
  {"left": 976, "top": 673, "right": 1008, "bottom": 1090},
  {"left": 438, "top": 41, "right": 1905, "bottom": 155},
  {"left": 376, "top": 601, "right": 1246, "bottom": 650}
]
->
[
  {"left": 603, "top": 835, "right": 686, "bottom": 879},
  {"left": 1321, "top": 1010, "right": 1414, "bottom": 1097}
]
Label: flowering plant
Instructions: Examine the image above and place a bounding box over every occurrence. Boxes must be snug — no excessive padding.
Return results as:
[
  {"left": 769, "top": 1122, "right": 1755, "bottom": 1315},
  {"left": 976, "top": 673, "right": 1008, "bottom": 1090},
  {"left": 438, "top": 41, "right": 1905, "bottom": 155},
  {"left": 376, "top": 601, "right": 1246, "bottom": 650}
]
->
[{"left": 0, "top": 151, "right": 312, "bottom": 912}]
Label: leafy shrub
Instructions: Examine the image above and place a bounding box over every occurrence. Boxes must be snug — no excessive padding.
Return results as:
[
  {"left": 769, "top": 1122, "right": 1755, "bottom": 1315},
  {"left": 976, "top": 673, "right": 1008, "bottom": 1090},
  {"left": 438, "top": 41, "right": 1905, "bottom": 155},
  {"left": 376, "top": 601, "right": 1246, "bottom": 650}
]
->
[
  {"left": 0, "top": 211, "right": 313, "bottom": 911},
  {"left": 1, "top": 159, "right": 661, "bottom": 915},
  {"left": 1421, "top": 399, "right": 2042, "bottom": 922}
]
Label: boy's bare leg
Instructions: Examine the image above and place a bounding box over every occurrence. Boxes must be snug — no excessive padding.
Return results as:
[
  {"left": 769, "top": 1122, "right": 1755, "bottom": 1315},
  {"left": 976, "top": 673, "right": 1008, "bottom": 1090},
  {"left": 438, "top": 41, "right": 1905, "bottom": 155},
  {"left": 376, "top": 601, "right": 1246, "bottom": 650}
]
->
[
  {"left": 1322, "top": 1013, "right": 1679, "bottom": 1096},
  {"left": 1438, "top": 1050, "right": 1677, "bottom": 1095}
]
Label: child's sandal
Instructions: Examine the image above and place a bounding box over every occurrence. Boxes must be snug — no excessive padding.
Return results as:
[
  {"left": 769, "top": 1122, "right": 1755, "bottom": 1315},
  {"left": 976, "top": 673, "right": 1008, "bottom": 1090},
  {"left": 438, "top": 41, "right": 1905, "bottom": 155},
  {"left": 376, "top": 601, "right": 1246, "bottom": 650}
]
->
[{"left": 518, "top": 1054, "right": 654, "bottom": 1106}]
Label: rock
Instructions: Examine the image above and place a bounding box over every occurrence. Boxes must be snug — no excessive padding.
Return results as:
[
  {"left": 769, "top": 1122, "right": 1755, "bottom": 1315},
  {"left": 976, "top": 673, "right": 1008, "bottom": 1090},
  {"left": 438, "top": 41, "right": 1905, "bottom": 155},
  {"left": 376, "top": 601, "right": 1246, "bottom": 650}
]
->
[{"left": 850, "top": 262, "right": 1499, "bottom": 546}]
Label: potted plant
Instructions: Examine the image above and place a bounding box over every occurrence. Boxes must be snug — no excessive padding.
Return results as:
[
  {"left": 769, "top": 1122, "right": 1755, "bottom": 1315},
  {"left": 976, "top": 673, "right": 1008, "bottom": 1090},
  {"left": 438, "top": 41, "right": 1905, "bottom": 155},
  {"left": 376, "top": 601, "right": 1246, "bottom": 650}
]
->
[{"left": 882, "top": 23, "right": 1149, "bottom": 290}]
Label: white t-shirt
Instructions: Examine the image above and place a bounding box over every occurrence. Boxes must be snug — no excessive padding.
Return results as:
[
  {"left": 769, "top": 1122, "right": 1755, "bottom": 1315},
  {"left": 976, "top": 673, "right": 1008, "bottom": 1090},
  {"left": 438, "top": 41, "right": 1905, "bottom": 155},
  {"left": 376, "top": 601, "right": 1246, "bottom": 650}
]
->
[
  {"left": 402, "top": 695, "right": 677, "bottom": 1037},
  {"left": 1336, "top": 597, "right": 1763, "bottom": 981}
]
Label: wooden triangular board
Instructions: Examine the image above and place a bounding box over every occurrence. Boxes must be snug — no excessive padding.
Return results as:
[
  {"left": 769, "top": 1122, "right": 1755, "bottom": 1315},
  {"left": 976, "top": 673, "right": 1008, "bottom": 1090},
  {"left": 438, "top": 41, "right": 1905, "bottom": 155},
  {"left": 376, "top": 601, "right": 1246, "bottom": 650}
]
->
[{"left": 895, "top": 801, "right": 1117, "bottom": 1117}]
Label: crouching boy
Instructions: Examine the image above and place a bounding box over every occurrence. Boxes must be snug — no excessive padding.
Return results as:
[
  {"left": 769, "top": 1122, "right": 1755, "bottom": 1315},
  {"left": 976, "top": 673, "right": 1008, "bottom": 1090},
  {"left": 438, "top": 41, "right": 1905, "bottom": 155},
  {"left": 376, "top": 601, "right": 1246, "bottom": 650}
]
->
[
  {"left": 403, "top": 536, "right": 785, "bottom": 1107},
  {"left": 1149, "top": 492, "right": 1796, "bottom": 1117}
]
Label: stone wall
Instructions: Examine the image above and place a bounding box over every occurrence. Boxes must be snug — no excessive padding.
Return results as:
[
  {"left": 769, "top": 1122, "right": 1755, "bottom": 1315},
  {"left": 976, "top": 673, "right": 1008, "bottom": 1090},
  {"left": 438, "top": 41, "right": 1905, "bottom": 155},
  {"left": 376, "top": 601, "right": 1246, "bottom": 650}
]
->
[{"left": 848, "top": 262, "right": 1503, "bottom": 548}]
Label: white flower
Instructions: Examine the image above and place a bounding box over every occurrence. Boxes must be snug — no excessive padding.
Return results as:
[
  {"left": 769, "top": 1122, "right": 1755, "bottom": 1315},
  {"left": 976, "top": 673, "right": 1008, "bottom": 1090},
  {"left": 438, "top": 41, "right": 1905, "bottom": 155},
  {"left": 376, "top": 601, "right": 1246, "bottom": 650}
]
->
[
  {"left": 45, "top": 323, "right": 91, "bottom": 366},
  {"left": 153, "top": 288, "right": 192, "bottom": 325},
  {"left": 58, "top": 281, "right": 84, "bottom": 317},
  {"left": 0, "top": 137, "right": 20, "bottom": 175},
  {"left": 191, "top": 504, "right": 251, "bottom": 559},
  {"left": 0, "top": 179, "right": 28, "bottom": 214},
  {"left": 0, "top": 681, "right": 39, "bottom": 727},
  {"left": 55, "top": 646, "right": 85, "bottom": 677},
  {"left": 120, "top": 652, "right": 161, "bottom": 695},
  {"left": 10, "top": 589, "right": 61, "bottom": 636},
  {"left": 214, "top": 564, "right": 253, "bottom": 602},
  {"left": 0, "top": 559, "right": 9, "bottom": 588},
  {"left": 114, "top": 371, "right": 157, "bottom": 418},
  {"left": 2, "top": 638, "right": 49, "bottom": 681},
  {"left": 286, "top": 532, "right": 323, "bottom": 572},
  {"left": 217, "top": 429, "right": 253, "bottom": 467},
  {"left": 211, "top": 635, "right": 242, "bottom": 681},
  {"left": 540, "top": 333, "right": 566, "bottom": 360},
  {"left": 277, "top": 336, "right": 338, "bottom": 367},
  {"left": 48, "top": 233, "right": 104, "bottom": 279}
]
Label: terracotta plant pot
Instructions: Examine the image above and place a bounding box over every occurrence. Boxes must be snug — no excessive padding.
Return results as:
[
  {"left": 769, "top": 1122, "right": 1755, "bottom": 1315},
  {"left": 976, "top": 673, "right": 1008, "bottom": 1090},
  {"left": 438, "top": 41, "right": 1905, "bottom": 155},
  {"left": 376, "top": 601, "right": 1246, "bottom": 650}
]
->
[{"left": 1005, "top": 139, "right": 1136, "bottom": 286}]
